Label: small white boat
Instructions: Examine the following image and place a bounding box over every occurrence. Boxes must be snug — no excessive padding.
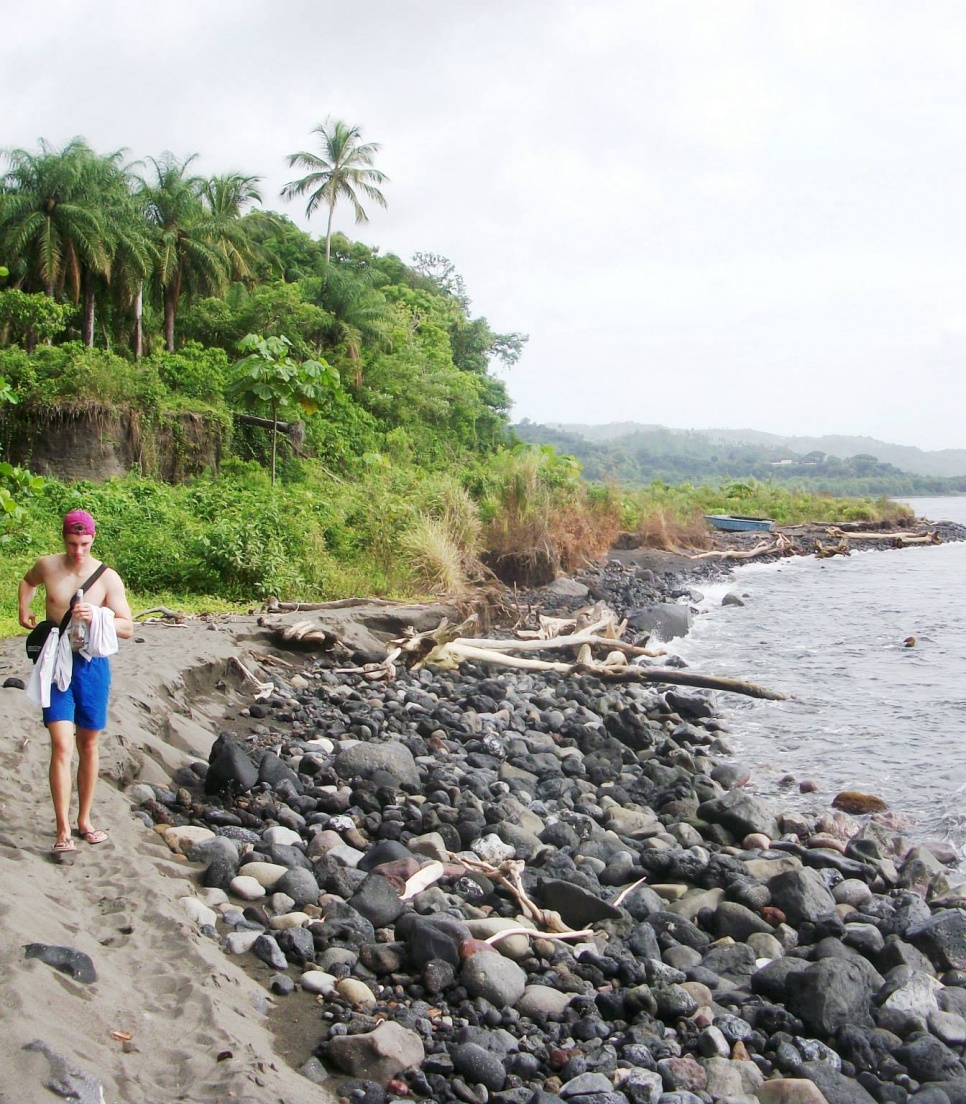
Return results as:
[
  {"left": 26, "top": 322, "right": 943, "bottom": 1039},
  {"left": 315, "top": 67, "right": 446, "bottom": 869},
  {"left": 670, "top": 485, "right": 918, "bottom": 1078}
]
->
[{"left": 704, "top": 514, "right": 776, "bottom": 533}]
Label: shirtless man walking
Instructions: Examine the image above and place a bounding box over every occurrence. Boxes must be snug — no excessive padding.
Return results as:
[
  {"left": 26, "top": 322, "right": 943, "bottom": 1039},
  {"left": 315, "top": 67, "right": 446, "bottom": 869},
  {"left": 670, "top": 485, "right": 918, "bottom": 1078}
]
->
[{"left": 18, "top": 509, "right": 134, "bottom": 855}]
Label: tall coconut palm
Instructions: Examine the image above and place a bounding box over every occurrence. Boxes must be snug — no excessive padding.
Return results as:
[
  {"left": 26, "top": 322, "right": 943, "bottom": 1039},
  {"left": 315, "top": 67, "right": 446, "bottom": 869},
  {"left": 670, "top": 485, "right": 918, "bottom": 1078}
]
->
[
  {"left": 282, "top": 118, "right": 389, "bottom": 264},
  {"left": 75, "top": 147, "right": 154, "bottom": 347},
  {"left": 140, "top": 154, "right": 228, "bottom": 352},
  {"left": 200, "top": 172, "right": 264, "bottom": 282},
  {"left": 104, "top": 183, "right": 156, "bottom": 358},
  {"left": 0, "top": 138, "right": 110, "bottom": 303}
]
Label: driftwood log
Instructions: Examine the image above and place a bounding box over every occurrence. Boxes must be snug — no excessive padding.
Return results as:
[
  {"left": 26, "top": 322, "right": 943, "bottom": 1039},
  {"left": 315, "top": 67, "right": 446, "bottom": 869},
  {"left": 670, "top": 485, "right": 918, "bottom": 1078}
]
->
[
  {"left": 259, "top": 618, "right": 345, "bottom": 653},
  {"left": 264, "top": 597, "right": 377, "bottom": 613},
  {"left": 687, "top": 533, "right": 798, "bottom": 561},
  {"left": 815, "top": 540, "right": 851, "bottom": 559},
  {"left": 824, "top": 527, "right": 941, "bottom": 548},
  {"left": 387, "top": 608, "right": 785, "bottom": 701}
]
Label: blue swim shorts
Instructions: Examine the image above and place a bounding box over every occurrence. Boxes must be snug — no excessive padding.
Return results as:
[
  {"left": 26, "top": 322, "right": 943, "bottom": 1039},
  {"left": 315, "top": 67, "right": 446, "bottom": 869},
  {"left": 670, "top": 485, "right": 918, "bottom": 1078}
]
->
[{"left": 43, "top": 655, "right": 111, "bottom": 731}]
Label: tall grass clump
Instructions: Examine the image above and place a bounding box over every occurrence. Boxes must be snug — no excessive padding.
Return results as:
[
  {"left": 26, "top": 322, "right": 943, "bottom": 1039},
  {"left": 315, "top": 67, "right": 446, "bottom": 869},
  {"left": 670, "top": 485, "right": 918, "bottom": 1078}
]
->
[
  {"left": 633, "top": 505, "right": 711, "bottom": 551},
  {"left": 398, "top": 477, "right": 485, "bottom": 595},
  {"left": 469, "top": 446, "right": 621, "bottom": 585}
]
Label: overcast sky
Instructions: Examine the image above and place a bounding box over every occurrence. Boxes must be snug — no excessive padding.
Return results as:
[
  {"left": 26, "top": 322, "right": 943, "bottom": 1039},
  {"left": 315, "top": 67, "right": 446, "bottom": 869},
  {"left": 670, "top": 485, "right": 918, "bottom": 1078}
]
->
[{"left": 4, "top": 1, "right": 966, "bottom": 450}]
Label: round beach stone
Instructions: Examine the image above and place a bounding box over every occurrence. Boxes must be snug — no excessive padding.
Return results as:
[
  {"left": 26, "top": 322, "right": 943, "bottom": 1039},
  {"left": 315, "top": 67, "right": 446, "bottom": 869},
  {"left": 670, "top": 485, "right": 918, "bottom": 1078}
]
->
[
  {"left": 559, "top": 1072, "right": 614, "bottom": 1098},
  {"left": 197, "top": 887, "right": 229, "bottom": 908},
  {"left": 336, "top": 977, "right": 377, "bottom": 1011},
  {"left": 620, "top": 1068, "right": 663, "bottom": 1104},
  {"left": 516, "top": 984, "right": 574, "bottom": 1018},
  {"left": 252, "top": 934, "right": 287, "bottom": 970},
  {"left": 300, "top": 970, "right": 337, "bottom": 996},
  {"left": 163, "top": 825, "right": 216, "bottom": 855},
  {"left": 189, "top": 835, "right": 240, "bottom": 866},
  {"left": 451, "top": 1042, "right": 507, "bottom": 1092},
  {"left": 461, "top": 950, "right": 527, "bottom": 1007},
  {"left": 327, "top": 1020, "right": 425, "bottom": 1083},
  {"left": 275, "top": 868, "right": 321, "bottom": 908},
  {"left": 179, "top": 897, "right": 218, "bottom": 930},
  {"left": 470, "top": 833, "right": 516, "bottom": 864},
  {"left": 464, "top": 918, "right": 534, "bottom": 961},
  {"left": 262, "top": 826, "right": 304, "bottom": 848},
  {"left": 229, "top": 875, "right": 266, "bottom": 901},
  {"left": 268, "top": 912, "right": 312, "bottom": 931},
  {"left": 239, "top": 861, "right": 289, "bottom": 889},
  {"left": 224, "top": 931, "right": 262, "bottom": 955},
  {"left": 333, "top": 741, "right": 419, "bottom": 790},
  {"left": 127, "top": 783, "right": 156, "bottom": 806}
]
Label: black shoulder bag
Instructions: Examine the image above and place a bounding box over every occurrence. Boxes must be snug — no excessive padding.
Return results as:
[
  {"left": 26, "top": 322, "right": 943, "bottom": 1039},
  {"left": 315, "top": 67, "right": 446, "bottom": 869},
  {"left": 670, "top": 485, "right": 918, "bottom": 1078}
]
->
[{"left": 25, "top": 563, "right": 108, "bottom": 664}]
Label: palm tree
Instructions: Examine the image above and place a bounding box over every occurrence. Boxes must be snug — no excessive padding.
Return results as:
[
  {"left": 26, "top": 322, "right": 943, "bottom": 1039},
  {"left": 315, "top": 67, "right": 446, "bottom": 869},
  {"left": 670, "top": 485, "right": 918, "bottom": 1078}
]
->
[
  {"left": 312, "top": 263, "right": 393, "bottom": 388},
  {"left": 140, "top": 154, "right": 228, "bottom": 352},
  {"left": 282, "top": 118, "right": 389, "bottom": 264},
  {"left": 200, "top": 172, "right": 264, "bottom": 283},
  {"left": 76, "top": 148, "right": 153, "bottom": 348},
  {"left": 0, "top": 138, "right": 109, "bottom": 303},
  {"left": 104, "top": 183, "right": 155, "bottom": 358}
]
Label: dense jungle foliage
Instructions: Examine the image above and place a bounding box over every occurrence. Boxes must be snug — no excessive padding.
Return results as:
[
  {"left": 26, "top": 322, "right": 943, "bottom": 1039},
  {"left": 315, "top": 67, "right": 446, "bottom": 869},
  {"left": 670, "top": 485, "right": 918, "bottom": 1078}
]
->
[{"left": 0, "top": 134, "right": 915, "bottom": 636}]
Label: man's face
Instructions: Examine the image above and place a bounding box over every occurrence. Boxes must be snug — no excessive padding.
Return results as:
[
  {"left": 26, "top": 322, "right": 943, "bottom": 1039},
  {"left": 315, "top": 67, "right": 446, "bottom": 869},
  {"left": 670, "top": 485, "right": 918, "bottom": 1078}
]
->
[{"left": 64, "top": 532, "right": 94, "bottom": 565}]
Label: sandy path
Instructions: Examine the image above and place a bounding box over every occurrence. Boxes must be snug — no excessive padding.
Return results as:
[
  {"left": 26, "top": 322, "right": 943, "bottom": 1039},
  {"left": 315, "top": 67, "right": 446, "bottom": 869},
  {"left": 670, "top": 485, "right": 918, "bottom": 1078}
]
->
[{"left": 0, "top": 616, "right": 336, "bottom": 1104}]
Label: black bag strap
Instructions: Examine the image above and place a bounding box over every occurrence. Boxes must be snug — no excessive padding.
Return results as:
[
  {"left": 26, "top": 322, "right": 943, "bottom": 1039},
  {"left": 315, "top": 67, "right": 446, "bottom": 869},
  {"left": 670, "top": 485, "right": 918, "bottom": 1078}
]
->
[{"left": 59, "top": 563, "right": 108, "bottom": 634}]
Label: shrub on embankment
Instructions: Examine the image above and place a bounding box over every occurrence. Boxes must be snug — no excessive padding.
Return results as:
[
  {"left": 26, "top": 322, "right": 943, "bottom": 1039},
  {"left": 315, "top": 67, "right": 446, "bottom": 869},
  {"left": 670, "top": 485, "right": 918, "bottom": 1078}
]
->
[{"left": 0, "top": 445, "right": 624, "bottom": 634}]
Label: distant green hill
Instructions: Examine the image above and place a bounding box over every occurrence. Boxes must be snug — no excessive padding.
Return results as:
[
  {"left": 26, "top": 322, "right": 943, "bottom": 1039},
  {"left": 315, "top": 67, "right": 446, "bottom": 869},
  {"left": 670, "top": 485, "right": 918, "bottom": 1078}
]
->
[
  {"left": 555, "top": 422, "right": 966, "bottom": 479},
  {"left": 514, "top": 420, "right": 966, "bottom": 496}
]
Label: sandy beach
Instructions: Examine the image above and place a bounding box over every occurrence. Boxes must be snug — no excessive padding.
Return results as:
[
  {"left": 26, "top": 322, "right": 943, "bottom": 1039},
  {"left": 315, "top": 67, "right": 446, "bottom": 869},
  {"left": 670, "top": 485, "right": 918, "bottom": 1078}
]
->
[{"left": 0, "top": 614, "right": 339, "bottom": 1104}]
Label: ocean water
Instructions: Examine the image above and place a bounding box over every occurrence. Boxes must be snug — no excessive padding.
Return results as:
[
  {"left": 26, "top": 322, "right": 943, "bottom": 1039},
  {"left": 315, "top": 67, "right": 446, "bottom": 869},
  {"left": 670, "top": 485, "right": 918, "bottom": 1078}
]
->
[{"left": 669, "top": 496, "right": 966, "bottom": 857}]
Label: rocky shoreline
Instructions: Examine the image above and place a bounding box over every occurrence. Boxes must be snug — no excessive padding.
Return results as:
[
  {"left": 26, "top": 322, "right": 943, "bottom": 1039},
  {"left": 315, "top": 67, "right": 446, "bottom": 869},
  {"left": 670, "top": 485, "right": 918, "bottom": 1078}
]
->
[{"left": 125, "top": 521, "right": 966, "bottom": 1104}]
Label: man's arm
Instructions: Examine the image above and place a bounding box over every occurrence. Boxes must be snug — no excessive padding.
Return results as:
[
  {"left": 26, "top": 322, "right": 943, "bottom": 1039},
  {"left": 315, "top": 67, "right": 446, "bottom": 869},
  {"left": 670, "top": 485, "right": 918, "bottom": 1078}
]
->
[
  {"left": 104, "top": 570, "right": 135, "bottom": 640},
  {"left": 18, "top": 560, "right": 45, "bottom": 629}
]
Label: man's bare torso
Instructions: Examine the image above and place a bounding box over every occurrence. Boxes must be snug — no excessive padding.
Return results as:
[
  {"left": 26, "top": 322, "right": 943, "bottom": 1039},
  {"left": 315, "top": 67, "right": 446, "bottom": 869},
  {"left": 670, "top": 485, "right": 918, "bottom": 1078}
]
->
[{"left": 35, "top": 554, "right": 111, "bottom": 623}]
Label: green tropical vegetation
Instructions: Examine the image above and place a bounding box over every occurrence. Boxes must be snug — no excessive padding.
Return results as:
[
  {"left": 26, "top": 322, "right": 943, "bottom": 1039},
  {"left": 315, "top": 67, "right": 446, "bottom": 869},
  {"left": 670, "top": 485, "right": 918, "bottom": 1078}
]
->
[{"left": 0, "top": 130, "right": 919, "bottom": 638}]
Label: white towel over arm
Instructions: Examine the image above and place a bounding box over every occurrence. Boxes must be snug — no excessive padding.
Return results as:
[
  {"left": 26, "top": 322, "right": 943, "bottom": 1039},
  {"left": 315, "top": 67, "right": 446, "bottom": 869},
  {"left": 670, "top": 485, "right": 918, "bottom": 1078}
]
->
[{"left": 82, "top": 606, "right": 118, "bottom": 660}]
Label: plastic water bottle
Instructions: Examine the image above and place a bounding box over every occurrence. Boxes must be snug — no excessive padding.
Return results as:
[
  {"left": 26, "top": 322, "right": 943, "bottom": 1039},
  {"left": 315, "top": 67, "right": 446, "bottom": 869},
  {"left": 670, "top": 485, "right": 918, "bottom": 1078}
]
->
[{"left": 69, "top": 589, "right": 87, "bottom": 649}]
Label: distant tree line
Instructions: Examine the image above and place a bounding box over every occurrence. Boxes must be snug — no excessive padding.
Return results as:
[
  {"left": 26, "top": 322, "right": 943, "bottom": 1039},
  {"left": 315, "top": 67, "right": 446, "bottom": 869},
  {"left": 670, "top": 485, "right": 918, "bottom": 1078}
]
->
[{"left": 514, "top": 421, "right": 966, "bottom": 496}]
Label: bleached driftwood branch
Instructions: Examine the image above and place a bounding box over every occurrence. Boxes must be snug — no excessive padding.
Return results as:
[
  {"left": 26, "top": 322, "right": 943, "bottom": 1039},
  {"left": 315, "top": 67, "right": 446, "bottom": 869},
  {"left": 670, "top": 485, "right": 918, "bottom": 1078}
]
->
[
  {"left": 825, "top": 527, "right": 941, "bottom": 547},
  {"left": 687, "top": 533, "right": 798, "bottom": 561},
  {"left": 389, "top": 613, "right": 785, "bottom": 700}
]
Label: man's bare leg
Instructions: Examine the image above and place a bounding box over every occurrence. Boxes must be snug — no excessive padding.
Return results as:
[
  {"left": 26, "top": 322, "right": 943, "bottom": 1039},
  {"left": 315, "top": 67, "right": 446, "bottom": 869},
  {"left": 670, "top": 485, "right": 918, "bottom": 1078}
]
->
[
  {"left": 47, "top": 720, "right": 76, "bottom": 848},
  {"left": 75, "top": 728, "right": 101, "bottom": 838}
]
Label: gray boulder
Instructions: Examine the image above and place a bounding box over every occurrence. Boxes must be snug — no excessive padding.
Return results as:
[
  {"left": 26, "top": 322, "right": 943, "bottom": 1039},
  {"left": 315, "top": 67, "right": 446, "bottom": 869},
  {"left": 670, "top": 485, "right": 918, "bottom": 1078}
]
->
[
  {"left": 626, "top": 602, "right": 693, "bottom": 641},
  {"left": 328, "top": 1020, "right": 425, "bottom": 1084},
  {"left": 275, "top": 868, "right": 320, "bottom": 908},
  {"left": 698, "top": 789, "right": 781, "bottom": 840},
  {"left": 786, "top": 956, "right": 884, "bottom": 1036},
  {"left": 750, "top": 956, "right": 812, "bottom": 1001},
  {"left": 461, "top": 951, "right": 527, "bottom": 1007},
  {"left": 348, "top": 874, "right": 406, "bottom": 928},
  {"left": 334, "top": 741, "right": 420, "bottom": 790},
  {"left": 908, "top": 910, "right": 966, "bottom": 971},
  {"left": 205, "top": 736, "right": 257, "bottom": 795},
  {"left": 801, "top": 1061, "right": 878, "bottom": 1104},
  {"left": 714, "top": 900, "right": 775, "bottom": 941},
  {"left": 767, "top": 867, "right": 838, "bottom": 925}
]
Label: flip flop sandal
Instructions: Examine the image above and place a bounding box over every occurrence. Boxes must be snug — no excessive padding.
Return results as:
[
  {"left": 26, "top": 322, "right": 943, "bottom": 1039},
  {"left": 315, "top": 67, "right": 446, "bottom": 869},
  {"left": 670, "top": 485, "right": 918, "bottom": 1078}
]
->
[
  {"left": 52, "top": 839, "right": 76, "bottom": 853},
  {"left": 76, "top": 828, "right": 108, "bottom": 845}
]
